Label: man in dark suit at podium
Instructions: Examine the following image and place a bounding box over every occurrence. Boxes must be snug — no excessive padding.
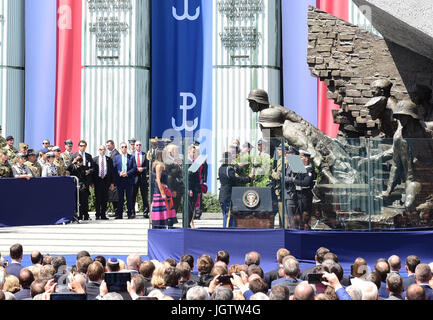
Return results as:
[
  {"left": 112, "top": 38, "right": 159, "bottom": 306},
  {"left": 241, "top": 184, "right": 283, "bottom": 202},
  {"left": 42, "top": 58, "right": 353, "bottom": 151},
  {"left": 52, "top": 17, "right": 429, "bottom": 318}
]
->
[
  {"left": 93, "top": 145, "right": 115, "bottom": 220},
  {"left": 113, "top": 142, "right": 137, "bottom": 219}
]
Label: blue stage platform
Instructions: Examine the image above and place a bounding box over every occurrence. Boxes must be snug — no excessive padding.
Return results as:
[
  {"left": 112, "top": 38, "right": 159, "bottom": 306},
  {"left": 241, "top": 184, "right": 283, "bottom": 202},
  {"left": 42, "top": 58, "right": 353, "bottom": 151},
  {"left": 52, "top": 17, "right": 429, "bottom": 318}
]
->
[{"left": 148, "top": 228, "right": 433, "bottom": 275}]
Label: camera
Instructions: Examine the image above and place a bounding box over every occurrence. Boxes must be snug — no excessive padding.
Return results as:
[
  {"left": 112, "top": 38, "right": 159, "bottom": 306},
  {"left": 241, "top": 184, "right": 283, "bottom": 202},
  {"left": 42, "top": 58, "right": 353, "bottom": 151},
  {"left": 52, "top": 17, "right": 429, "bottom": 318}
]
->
[
  {"left": 105, "top": 272, "right": 131, "bottom": 292},
  {"left": 218, "top": 274, "right": 233, "bottom": 285},
  {"left": 307, "top": 273, "right": 324, "bottom": 284}
]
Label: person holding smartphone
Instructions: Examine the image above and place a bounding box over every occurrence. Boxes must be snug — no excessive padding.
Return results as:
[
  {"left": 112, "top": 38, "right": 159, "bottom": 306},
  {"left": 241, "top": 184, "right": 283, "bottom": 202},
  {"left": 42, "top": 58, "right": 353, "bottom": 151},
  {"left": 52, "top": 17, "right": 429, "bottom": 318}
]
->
[{"left": 68, "top": 154, "right": 91, "bottom": 221}]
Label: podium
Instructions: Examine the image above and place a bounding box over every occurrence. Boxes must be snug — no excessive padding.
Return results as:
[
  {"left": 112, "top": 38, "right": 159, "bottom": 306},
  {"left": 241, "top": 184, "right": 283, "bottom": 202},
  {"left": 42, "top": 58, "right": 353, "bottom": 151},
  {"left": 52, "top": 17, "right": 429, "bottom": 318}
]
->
[{"left": 231, "top": 187, "right": 279, "bottom": 229}]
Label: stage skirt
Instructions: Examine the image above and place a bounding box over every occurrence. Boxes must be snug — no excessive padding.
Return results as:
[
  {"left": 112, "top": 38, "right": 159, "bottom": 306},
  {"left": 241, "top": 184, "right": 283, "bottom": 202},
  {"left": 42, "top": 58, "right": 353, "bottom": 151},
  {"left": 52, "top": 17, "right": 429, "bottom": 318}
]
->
[{"left": 151, "top": 193, "right": 178, "bottom": 228}]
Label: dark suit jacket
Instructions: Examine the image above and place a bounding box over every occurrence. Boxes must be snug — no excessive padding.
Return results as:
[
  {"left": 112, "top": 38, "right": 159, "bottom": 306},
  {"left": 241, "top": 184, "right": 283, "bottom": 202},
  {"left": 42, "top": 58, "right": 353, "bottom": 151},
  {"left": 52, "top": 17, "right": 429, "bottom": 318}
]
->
[
  {"left": 163, "top": 286, "right": 183, "bottom": 300},
  {"left": 113, "top": 153, "right": 137, "bottom": 186},
  {"left": 132, "top": 151, "right": 149, "bottom": 185},
  {"left": 187, "top": 160, "right": 202, "bottom": 193},
  {"left": 421, "top": 284, "right": 433, "bottom": 300},
  {"left": 218, "top": 164, "right": 251, "bottom": 203},
  {"left": 299, "top": 266, "right": 316, "bottom": 281},
  {"left": 403, "top": 274, "right": 416, "bottom": 290},
  {"left": 92, "top": 156, "right": 115, "bottom": 186},
  {"left": 86, "top": 281, "right": 101, "bottom": 300},
  {"left": 14, "top": 288, "right": 31, "bottom": 300},
  {"left": 265, "top": 269, "right": 283, "bottom": 288},
  {"left": 6, "top": 262, "right": 23, "bottom": 278},
  {"left": 271, "top": 277, "right": 300, "bottom": 296},
  {"left": 386, "top": 294, "right": 403, "bottom": 300},
  {"left": 70, "top": 152, "right": 94, "bottom": 184},
  {"left": 109, "top": 149, "right": 120, "bottom": 161},
  {"left": 379, "top": 281, "right": 390, "bottom": 299}
]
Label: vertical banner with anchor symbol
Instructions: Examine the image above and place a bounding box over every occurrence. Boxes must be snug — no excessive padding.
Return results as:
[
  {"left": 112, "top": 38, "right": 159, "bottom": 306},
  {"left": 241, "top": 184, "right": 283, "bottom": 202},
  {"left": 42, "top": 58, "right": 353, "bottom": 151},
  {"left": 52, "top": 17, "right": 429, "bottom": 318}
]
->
[{"left": 151, "top": 0, "right": 213, "bottom": 140}]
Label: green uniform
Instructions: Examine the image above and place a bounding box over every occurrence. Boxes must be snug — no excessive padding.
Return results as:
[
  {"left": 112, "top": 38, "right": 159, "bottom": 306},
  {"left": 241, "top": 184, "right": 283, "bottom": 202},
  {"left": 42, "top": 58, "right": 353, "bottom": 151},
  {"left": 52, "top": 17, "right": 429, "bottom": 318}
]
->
[
  {"left": 0, "top": 160, "right": 13, "bottom": 178},
  {"left": 251, "top": 152, "right": 272, "bottom": 187},
  {"left": 0, "top": 136, "right": 6, "bottom": 149},
  {"left": 233, "top": 152, "right": 252, "bottom": 186},
  {"left": 25, "top": 160, "right": 42, "bottom": 178},
  {"left": 3, "top": 145, "right": 18, "bottom": 165},
  {"left": 54, "top": 158, "right": 67, "bottom": 176}
]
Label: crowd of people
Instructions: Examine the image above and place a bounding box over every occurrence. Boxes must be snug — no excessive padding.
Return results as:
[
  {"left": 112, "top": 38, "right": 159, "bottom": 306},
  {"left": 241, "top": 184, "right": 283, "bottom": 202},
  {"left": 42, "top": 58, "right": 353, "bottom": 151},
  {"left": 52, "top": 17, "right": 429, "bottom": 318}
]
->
[{"left": 1, "top": 243, "right": 432, "bottom": 301}]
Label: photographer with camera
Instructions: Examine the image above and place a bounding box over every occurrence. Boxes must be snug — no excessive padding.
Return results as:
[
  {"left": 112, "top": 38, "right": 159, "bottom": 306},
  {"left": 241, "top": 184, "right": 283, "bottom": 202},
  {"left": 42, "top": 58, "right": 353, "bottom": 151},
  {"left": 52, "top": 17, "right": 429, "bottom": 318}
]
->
[{"left": 67, "top": 154, "right": 91, "bottom": 221}]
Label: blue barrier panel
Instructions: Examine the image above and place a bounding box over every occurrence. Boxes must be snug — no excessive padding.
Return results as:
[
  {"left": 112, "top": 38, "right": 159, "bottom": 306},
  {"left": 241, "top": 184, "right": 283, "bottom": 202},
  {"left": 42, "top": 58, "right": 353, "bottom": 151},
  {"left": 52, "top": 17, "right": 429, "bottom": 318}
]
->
[{"left": 0, "top": 177, "right": 76, "bottom": 227}]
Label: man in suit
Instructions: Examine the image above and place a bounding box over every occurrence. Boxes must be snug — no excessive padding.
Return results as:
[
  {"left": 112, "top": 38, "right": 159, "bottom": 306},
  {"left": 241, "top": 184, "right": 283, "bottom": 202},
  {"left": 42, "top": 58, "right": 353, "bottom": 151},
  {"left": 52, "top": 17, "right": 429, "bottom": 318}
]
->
[
  {"left": 86, "top": 261, "right": 104, "bottom": 300},
  {"left": 106, "top": 140, "right": 120, "bottom": 216},
  {"left": 271, "top": 256, "right": 301, "bottom": 296},
  {"left": 265, "top": 248, "right": 291, "bottom": 287},
  {"left": 132, "top": 141, "right": 149, "bottom": 219},
  {"left": 414, "top": 263, "right": 433, "bottom": 300},
  {"left": 388, "top": 255, "right": 401, "bottom": 274},
  {"left": 14, "top": 269, "right": 34, "bottom": 300},
  {"left": 300, "top": 247, "right": 330, "bottom": 280},
  {"left": 375, "top": 259, "right": 390, "bottom": 299},
  {"left": 6, "top": 243, "right": 24, "bottom": 278},
  {"left": 69, "top": 140, "right": 94, "bottom": 220},
  {"left": 113, "top": 142, "right": 137, "bottom": 219},
  {"left": 162, "top": 267, "right": 183, "bottom": 300},
  {"left": 403, "top": 255, "right": 420, "bottom": 290},
  {"left": 385, "top": 272, "right": 404, "bottom": 300},
  {"left": 93, "top": 145, "right": 115, "bottom": 220}
]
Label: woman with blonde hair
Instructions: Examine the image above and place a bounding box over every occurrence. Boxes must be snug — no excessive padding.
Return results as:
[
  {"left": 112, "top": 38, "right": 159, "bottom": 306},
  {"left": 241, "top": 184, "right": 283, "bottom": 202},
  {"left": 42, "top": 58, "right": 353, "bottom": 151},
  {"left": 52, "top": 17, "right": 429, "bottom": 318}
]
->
[
  {"left": 4, "top": 275, "right": 20, "bottom": 294},
  {"left": 151, "top": 149, "right": 177, "bottom": 228},
  {"left": 151, "top": 263, "right": 168, "bottom": 290}
]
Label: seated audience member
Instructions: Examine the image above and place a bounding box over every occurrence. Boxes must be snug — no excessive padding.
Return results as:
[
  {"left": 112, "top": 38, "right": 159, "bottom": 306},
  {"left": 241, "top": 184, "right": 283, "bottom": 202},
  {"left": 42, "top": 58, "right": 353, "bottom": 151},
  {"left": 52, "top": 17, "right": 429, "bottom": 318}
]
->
[
  {"left": 246, "top": 264, "right": 264, "bottom": 280},
  {"left": 215, "top": 250, "right": 230, "bottom": 266},
  {"left": 403, "top": 255, "right": 420, "bottom": 290},
  {"left": 265, "top": 248, "right": 291, "bottom": 287},
  {"left": 321, "top": 271, "right": 352, "bottom": 300},
  {"left": 271, "top": 257, "right": 300, "bottom": 295},
  {"left": 86, "top": 261, "right": 105, "bottom": 300},
  {"left": 269, "top": 285, "right": 290, "bottom": 300},
  {"left": 162, "top": 267, "right": 182, "bottom": 300},
  {"left": 250, "top": 292, "right": 269, "bottom": 300},
  {"left": 107, "top": 258, "right": 120, "bottom": 272},
  {"left": 360, "top": 281, "right": 379, "bottom": 300},
  {"left": 414, "top": 263, "right": 433, "bottom": 300},
  {"left": 180, "top": 254, "right": 199, "bottom": 282},
  {"left": 406, "top": 284, "right": 426, "bottom": 300},
  {"left": 14, "top": 268, "right": 34, "bottom": 300},
  {"left": 6, "top": 243, "right": 24, "bottom": 278},
  {"left": 165, "top": 258, "right": 177, "bottom": 268},
  {"left": 151, "top": 263, "right": 168, "bottom": 290},
  {"left": 300, "top": 247, "right": 330, "bottom": 280},
  {"left": 31, "top": 251, "right": 43, "bottom": 266},
  {"left": 388, "top": 255, "right": 402, "bottom": 274},
  {"left": 366, "top": 271, "right": 382, "bottom": 296},
  {"left": 4, "top": 275, "right": 20, "bottom": 294},
  {"left": 94, "top": 256, "right": 107, "bottom": 269},
  {"left": 197, "top": 254, "right": 214, "bottom": 287},
  {"left": 186, "top": 286, "right": 210, "bottom": 300},
  {"left": 126, "top": 274, "right": 147, "bottom": 300},
  {"left": 374, "top": 259, "right": 390, "bottom": 299},
  {"left": 42, "top": 255, "right": 53, "bottom": 266},
  {"left": 211, "top": 265, "right": 228, "bottom": 278},
  {"left": 39, "top": 265, "right": 56, "bottom": 281},
  {"left": 245, "top": 251, "right": 261, "bottom": 267},
  {"left": 293, "top": 282, "right": 315, "bottom": 300},
  {"left": 350, "top": 257, "right": 369, "bottom": 287},
  {"left": 127, "top": 254, "right": 143, "bottom": 274},
  {"left": 52, "top": 256, "right": 67, "bottom": 284},
  {"left": 77, "top": 256, "right": 93, "bottom": 274},
  {"left": 30, "top": 280, "right": 47, "bottom": 299},
  {"left": 345, "top": 285, "right": 362, "bottom": 300},
  {"left": 385, "top": 273, "right": 404, "bottom": 300},
  {"left": 211, "top": 286, "right": 234, "bottom": 300},
  {"left": 322, "top": 259, "right": 350, "bottom": 287},
  {"left": 139, "top": 261, "right": 156, "bottom": 292}
]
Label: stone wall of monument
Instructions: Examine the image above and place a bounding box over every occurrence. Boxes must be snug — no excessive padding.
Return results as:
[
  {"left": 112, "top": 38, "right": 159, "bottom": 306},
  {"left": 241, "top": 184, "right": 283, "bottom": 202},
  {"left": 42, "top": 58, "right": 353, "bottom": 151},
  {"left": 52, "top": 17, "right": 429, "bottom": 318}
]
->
[{"left": 307, "top": 6, "right": 433, "bottom": 137}]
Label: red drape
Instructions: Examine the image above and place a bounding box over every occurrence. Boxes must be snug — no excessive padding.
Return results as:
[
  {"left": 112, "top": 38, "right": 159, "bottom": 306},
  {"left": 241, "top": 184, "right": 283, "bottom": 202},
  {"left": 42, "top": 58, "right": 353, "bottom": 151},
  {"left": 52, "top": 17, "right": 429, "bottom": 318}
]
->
[
  {"left": 316, "top": 0, "right": 349, "bottom": 138},
  {"left": 55, "top": 0, "right": 82, "bottom": 150}
]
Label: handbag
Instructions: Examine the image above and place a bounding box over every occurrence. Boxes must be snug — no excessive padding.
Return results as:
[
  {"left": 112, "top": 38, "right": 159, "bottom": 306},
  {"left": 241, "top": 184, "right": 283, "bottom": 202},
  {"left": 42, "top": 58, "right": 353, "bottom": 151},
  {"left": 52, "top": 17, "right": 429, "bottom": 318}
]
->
[{"left": 163, "top": 186, "right": 174, "bottom": 211}]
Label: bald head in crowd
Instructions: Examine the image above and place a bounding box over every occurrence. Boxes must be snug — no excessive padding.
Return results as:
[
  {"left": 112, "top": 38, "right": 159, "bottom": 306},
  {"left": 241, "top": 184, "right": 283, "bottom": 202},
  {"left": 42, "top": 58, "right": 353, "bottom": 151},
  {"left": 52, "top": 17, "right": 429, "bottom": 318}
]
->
[
  {"left": 388, "top": 255, "right": 401, "bottom": 272},
  {"left": 294, "top": 282, "right": 315, "bottom": 300},
  {"left": 30, "top": 251, "right": 43, "bottom": 265},
  {"left": 127, "top": 254, "right": 143, "bottom": 272},
  {"left": 406, "top": 284, "right": 426, "bottom": 300},
  {"left": 245, "top": 251, "right": 261, "bottom": 266}
]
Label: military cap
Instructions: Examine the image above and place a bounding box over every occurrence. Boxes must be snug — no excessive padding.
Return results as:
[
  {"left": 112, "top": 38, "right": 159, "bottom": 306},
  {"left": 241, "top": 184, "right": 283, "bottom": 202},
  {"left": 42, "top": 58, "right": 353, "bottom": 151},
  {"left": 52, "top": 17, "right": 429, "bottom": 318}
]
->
[
  {"left": 287, "top": 146, "right": 299, "bottom": 155},
  {"left": 46, "top": 152, "right": 55, "bottom": 158},
  {"left": 276, "top": 144, "right": 288, "bottom": 151},
  {"left": 248, "top": 89, "right": 270, "bottom": 105},
  {"left": 128, "top": 138, "right": 137, "bottom": 144},
  {"left": 299, "top": 150, "right": 311, "bottom": 157},
  {"left": 150, "top": 137, "right": 159, "bottom": 143},
  {"left": 28, "top": 149, "right": 37, "bottom": 156},
  {"left": 193, "top": 141, "right": 201, "bottom": 147},
  {"left": 257, "top": 139, "right": 264, "bottom": 145},
  {"left": 19, "top": 143, "right": 29, "bottom": 149},
  {"left": 393, "top": 100, "right": 421, "bottom": 120},
  {"left": 16, "top": 153, "right": 26, "bottom": 158},
  {"left": 6, "top": 135, "right": 14, "bottom": 141},
  {"left": 64, "top": 139, "right": 73, "bottom": 146},
  {"left": 371, "top": 79, "right": 393, "bottom": 91},
  {"left": 52, "top": 146, "right": 61, "bottom": 152}
]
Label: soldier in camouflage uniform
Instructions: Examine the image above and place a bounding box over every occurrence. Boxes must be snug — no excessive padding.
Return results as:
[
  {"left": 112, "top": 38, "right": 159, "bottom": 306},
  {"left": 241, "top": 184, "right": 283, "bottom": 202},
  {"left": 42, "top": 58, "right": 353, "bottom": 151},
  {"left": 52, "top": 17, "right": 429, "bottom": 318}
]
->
[
  {"left": 53, "top": 146, "right": 67, "bottom": 176},
  {"left": 4, "top": 136, "right": 18, "bottom": 165},
  {"left": 0, "top": 126, "right": 6, "bottom": 149},
  {"left": 61, "top": 139, "right": 74, "bottom": 167},
  {"left": 25, "top": 149, "right": 42, "bottom": 177},
  {"left": 0, "top": 149, "right": 13, "bottom": 178}
]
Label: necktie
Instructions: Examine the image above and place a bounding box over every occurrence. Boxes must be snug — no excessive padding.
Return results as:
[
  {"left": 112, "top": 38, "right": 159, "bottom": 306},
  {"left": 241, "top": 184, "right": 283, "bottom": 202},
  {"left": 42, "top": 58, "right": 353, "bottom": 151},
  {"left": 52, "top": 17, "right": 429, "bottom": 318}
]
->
[
  {"left": 137, "top": 153, "right": 141, "bottom": 168},
  {"left": 100, "top": 157, "right": 105, "bottom": 179},
  {"left": 122, "top": 155, "right": 127, "bottom": 172}
]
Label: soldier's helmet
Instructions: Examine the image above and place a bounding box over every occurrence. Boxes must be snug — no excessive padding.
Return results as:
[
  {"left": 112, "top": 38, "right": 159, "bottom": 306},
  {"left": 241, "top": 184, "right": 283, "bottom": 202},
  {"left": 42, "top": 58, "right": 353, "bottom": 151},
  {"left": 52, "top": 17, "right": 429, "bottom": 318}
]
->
[
  {"left": 393, "top": 100, "right": 421, "bottom": 120},
  {"left": 371, "top": 79, "right": 393, "bottom": 91},
  {"left": 258, "top": 108, "right": 284, "bottom": 128},
  {"left": 248, "top": 89, "right": 270, "bottom": 105}
]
